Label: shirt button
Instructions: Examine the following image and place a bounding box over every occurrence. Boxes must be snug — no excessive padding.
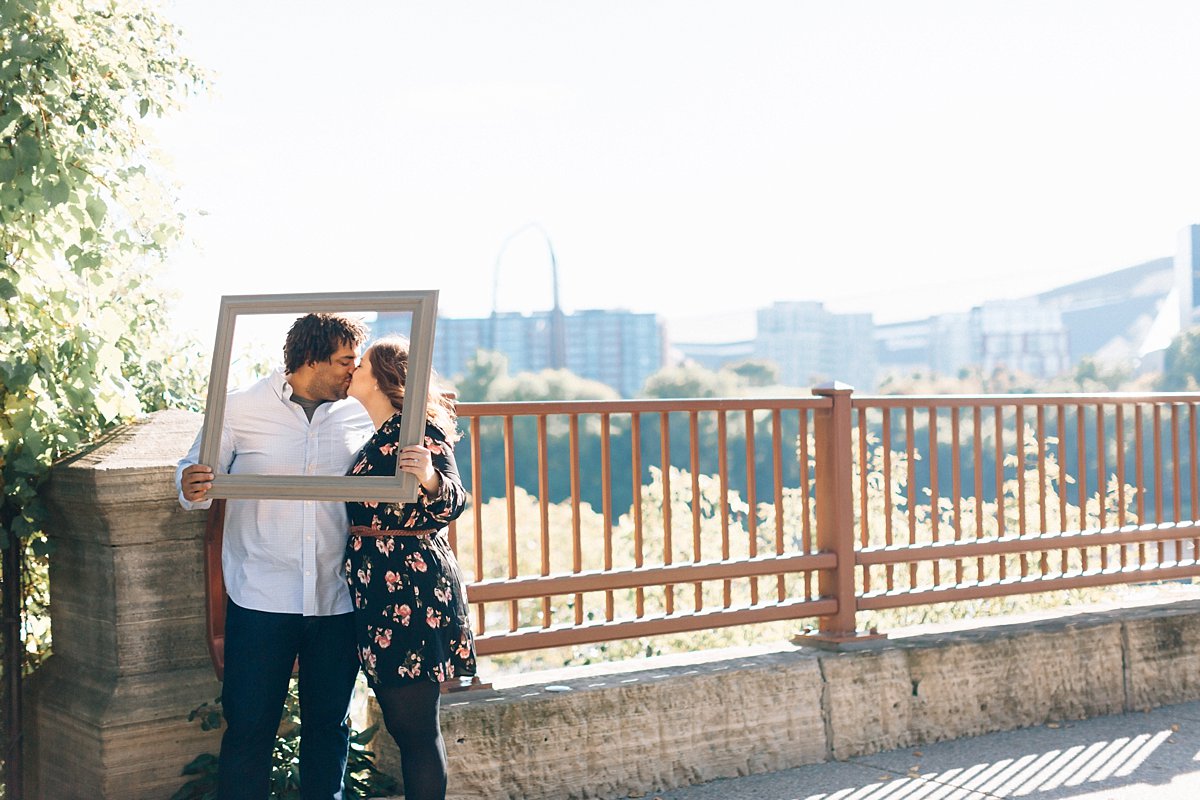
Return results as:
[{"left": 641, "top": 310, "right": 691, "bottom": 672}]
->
[{"left": 305, "top": 571, "right": 312, "bottom": 576}]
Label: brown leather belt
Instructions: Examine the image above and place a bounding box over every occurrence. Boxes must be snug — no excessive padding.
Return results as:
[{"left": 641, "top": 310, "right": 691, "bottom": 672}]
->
[{"left": 349, "top": 525, "right": 433, "bottom": 538}]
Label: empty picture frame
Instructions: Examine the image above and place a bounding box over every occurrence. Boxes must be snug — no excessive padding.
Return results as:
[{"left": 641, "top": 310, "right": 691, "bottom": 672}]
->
[{"left": 198, "top": 290, "right": 439, "bottom": 503}]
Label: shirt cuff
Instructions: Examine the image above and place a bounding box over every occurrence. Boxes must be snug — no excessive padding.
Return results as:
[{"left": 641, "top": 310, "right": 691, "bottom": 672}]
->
[{"left": 418, "top": 472, "right": 450, "bottom": 508}]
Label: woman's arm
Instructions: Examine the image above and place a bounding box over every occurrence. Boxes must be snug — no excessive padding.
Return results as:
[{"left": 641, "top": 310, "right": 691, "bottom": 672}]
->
[{"left": 413, "top": 427, "right": 467, "bottom": 525}]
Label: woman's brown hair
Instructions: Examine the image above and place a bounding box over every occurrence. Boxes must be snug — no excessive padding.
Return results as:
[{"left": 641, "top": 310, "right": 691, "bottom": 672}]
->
[{"left": 367, "top": 335, "right": 460, "bottom": 442}]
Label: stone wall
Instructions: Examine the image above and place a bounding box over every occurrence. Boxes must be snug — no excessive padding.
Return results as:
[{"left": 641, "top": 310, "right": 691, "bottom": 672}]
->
[
  {"left": 33, "top": 410, "right": 222, "bottom": 800},
  {"left": 28, "top": 411, "right": 1200, "bottom": 799},
  {"left": 368, "top": 601, "right": 1200, "bottom": 800}
]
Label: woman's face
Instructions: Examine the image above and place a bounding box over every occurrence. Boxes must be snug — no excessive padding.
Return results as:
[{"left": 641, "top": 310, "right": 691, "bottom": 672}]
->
[{"left": 348, "top": 349, "right": 376, "bottom": 402}]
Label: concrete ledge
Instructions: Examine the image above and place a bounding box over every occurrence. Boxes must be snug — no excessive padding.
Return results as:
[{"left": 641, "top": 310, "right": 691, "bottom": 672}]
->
[{"left": 368, "top": 596, "right": 1200, "bottom": 800}]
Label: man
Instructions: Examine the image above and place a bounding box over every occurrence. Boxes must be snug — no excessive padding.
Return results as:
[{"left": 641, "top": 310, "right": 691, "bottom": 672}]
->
[{"left": 178, "top": 313, "right": 375, "bottom": 800}]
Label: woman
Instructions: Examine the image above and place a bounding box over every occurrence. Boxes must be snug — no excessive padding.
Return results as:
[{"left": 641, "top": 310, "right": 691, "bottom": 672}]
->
[{"left": 344, "top": 335, "right": 475, "bottom": 800}]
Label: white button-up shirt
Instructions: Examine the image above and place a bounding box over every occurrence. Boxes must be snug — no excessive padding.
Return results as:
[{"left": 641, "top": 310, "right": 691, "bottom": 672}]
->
[{"left": 177, "top": 369, "right": 374, "bottom": 616}]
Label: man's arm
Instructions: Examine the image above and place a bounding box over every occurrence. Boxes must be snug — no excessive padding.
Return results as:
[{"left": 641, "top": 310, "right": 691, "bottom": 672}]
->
[{"left": 177, "top": 418, "right": 233, "bottom": 510}]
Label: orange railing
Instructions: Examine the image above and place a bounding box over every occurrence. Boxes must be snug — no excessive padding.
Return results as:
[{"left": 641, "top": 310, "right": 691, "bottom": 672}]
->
[
  {"left": 199, "top": 387, "right": 1200, "bottom": 674},
  {"left": 450, "top": 393, "right": 835, "bottom": 654},
  {"left": 451, "top": 388, "right": 1200, "bottom": 656},
  {"left": 850, "top": 392, "right": 1200, "bottom": 617}
]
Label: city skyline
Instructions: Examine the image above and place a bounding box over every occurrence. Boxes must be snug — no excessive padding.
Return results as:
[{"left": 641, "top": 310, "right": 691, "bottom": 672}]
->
[{"left": 154, "top": 1, "right": 1200, "bottom": 349}]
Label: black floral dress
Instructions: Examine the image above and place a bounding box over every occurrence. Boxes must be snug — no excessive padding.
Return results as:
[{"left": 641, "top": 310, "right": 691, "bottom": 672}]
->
[{"left": 344, "top": 414, "right": 476, "bottom": 688}]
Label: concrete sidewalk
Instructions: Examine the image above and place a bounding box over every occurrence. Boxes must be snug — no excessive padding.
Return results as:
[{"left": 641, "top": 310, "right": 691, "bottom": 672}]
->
[{"left": 652, "top": 699, "right": 1200, "bottom": 800}]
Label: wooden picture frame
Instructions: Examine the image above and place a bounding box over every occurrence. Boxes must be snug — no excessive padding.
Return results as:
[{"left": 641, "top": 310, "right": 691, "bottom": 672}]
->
[{"left": 198, "top": 290, "right": 439, "bottom": 503}]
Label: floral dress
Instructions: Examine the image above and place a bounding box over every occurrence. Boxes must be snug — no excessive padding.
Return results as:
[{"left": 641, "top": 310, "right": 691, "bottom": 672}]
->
[{"left": 344, "top": 414, "right": 476, "bottom": 688}]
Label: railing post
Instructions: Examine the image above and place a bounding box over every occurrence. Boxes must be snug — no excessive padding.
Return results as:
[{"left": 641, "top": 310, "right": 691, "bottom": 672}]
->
[{"left": 803, "top": 381, "right": 883, "bottom": 648}]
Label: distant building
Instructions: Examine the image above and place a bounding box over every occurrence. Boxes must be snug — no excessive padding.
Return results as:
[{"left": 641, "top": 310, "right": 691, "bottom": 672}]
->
[
  {"left": 1033, "top": 257, "right": 1175, "bottom": 368},
  {"left": 562, "top": 309, "right": 664, "bottom": 397},
  {"left": 405, "top": 309, "right": 664, "bottom": 397},
  {"left": 878, "top": 301, "right": 1068, "bottom": 380},
  {"left": 386, "top": 225, "right": 1195, "bottom": 395},
  {"left": 1176, "top": 225, "right": 1200, "bottom": 329},
  {"left": 432, "top": 315, "right": 493, "bottom": 376},
  {"left": 672, "top": 340, "right": 755, "bottom": 371},
  {"left": 754, "top": 301, "right": 877, "bottom": 389},
  {"left": 976, "top": 300, "right": 1069, "bottom": 377},
  {"left": 873, "top": 317, "right": 933, "bottom": 377},
  {"left": 876, "top": 250, "right": 1190, "bottom": 380}
]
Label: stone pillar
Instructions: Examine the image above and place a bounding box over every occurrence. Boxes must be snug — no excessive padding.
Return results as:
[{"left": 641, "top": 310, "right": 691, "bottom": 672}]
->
[{"left": 33, "top": 409, "right": 221, "bottom": 799}]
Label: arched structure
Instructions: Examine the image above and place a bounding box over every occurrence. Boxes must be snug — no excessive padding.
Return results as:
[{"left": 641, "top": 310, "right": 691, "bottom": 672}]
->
[{"left": 488, "top": 222, "right": 566, "bottom": 369}]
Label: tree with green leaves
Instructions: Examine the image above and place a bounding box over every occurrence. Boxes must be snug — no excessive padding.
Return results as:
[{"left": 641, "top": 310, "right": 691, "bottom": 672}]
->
[
  {"left": 1157, "top": 327, "right": 1200, "bottom": 391},
  {"left": 640, "top": 363, "right": 740, "bottom": 399},
  {"left": 724, "top": 359, "right": 779, "bottom": 388},
  {"left": 1, "top": 0, "right": 207, "bottom": 661},
  {"left": 451, "top": 349, "right": 618, "bottom": 403},
  {"left": 450, "top": 349, "right": 510, "bottom": 402}
]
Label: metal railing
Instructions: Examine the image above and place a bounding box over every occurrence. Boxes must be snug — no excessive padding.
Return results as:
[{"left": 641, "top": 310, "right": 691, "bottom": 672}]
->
[{"left": 451, "top": 388, "right": 1200, "bottom": 655}]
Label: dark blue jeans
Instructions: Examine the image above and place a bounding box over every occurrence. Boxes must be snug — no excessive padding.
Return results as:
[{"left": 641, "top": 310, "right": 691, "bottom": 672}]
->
[{"left": 218, "top": 599, "right": 360, "bottom": 800}]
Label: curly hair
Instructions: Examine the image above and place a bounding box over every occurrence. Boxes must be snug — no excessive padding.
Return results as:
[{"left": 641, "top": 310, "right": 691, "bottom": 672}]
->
[
  {"left": 367, "top": 335, "right": 460, "bottom": 442},
  {"left": 283, "top": 313, "right": 369, "bottom": 374}
]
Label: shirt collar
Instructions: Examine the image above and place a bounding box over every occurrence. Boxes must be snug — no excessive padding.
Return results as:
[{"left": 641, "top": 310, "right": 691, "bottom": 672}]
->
[{"left": 270, "top": 368, "right": 293, "bottom": 401}]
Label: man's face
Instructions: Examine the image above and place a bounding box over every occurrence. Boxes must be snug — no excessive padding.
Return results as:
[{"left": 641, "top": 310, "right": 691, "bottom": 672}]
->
[{"left": 308, "top": 343, "right": 358, "bottom": 401}]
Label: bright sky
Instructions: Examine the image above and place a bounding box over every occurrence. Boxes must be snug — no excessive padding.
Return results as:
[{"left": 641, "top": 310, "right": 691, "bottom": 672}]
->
[{"left": 155, "top": 0, "right": 1200, "bottom": 348}]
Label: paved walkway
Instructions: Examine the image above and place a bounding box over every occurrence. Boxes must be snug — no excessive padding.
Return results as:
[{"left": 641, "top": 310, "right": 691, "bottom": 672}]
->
[{"left": 652, "top": 699, "right": 1200, "bottom": 800}]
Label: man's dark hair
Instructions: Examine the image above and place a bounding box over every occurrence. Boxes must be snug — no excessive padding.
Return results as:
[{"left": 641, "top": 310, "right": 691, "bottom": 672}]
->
[{"left": 283, "top": 313, "right": 369, "bottom": 373}]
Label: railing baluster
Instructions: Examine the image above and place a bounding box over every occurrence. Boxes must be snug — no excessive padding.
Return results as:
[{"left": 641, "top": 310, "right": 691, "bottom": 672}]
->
[
  {"left": 1172, "top": 404, "right": 1182, "bottom": 527},
  {"left": 905, "top": 407, "right": 916, "bottom": 589},
  {"left": 1154, "top": 404, "right": 1164, "bottom": 561},
  {"left": 952, "top": 406, "right": 963, "bottom": 585},
  {"left": 773, "top": 409, "right": 786, "bottom": 602},
  {"left": 470, "top": 417, "right": 485, "bottom": 634},
  {"left": 1057, "top": 403, "right": 1067, "bottom": 571},
  {"left": 1076, "top": 404, "right": 1088, "bottom": 573},
  {"left": 570, "top": 414, "right": 583, "bottom": 625},
  {"left": 631, "top": 412, "right": 645, "bottom": 616},
  {"left": 504, "top": 415, "right": 518, "bottom": 630},
  {"left": 995, "top": 405, "right": 1006, "bottom": 580},
  {"left": 1037, "top": 405, "right": 1048, "bottom": 574},
  {"left": 1135, "top": 404, "right": 1145, "bottom": 565},
  {"left": 601, "top": 413, "right": 614, "bottom": 621},
  {"left": 1116, "top": 404, "right": 1127, "bottom": 568},
  {"left": 798, "top": 408, "right": 813, "bottom": 600},
  {"left": 1096, "top": 404, "right": 1107, "bottom": 571},
  {"left": 689, "top": 411, "right": 702, "bottom": 611},
  {"left": 973, "top": 406, "right": 983, "bottom": 582},
  {"left": 538, "top": 415, "right": 551, "bottom": 627},
  {"left": 1191, "top": 404, "right": 1199, "bottom": 563},
  {"left": 660, "top": 411, "right": 674, "bottom": 615},
  {"left": 718, "top": 410, "right": 731, "bottom": 607},
  {"left": 1016, "top": 404, "right": 1027, "bottom": 576},
  {"left": 744, "top": 409, "right": 758, "bottom": 605},
  {"left": 883, "top": 408, "right": 895, "bottom": 591},
  {"left": 928, "top": 406, "right": 940, "bottom": 586}
]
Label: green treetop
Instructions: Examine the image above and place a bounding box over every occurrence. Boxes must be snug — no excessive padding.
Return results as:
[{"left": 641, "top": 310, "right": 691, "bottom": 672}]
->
[{"left": 1, "top": 0, "right": 205, "bottom": 591}]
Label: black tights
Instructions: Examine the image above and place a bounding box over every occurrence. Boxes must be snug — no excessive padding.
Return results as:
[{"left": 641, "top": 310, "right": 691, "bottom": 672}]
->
[{"left": 374, "top": 680, "right": 447, "bottom": 800}]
